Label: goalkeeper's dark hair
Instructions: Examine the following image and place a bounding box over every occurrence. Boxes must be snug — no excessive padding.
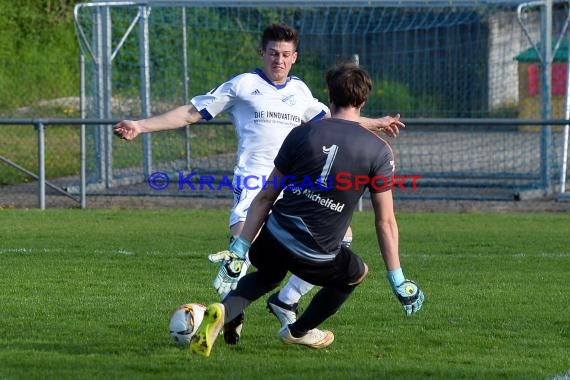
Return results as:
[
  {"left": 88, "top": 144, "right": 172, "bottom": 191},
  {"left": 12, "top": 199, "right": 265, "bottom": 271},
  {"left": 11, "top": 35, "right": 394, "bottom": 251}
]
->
[
  {"left": 260, "top": 23, "right": 299, "bottom": 51},
  {"left": 326, "top": 63, "right": 372, "bottom": 108}
]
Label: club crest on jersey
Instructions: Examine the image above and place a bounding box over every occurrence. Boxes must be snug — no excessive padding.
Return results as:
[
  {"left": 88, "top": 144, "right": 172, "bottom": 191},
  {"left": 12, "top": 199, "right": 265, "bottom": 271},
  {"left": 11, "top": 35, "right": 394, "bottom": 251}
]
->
[{"left": 281, "top": 95, "right": 296, "bottom": 106}]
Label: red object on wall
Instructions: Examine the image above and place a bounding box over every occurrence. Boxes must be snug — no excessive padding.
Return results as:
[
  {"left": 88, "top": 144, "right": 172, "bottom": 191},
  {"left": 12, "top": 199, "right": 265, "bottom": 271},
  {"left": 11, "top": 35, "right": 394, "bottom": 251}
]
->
[
  {"left": 527, "top": 63, "right": 568, "bottom": 96},
  {"left": 527, "top": 64, "right": 539, "bottom": 96},
  {"left": 552, "top": 63, "right": 567, "bottom": 95}
]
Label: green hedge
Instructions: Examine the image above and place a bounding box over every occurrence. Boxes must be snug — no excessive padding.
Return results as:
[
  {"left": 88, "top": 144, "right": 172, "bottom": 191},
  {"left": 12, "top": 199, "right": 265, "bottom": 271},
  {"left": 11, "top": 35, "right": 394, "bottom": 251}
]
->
[{"left": 0, "top": 1, "right": 81, "bottom": 114}]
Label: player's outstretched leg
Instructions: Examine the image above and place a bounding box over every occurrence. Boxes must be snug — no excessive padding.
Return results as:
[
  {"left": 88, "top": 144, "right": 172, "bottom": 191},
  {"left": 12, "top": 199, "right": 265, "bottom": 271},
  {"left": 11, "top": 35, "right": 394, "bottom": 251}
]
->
[
  {"left": 267, "top": 274, "right": 311, "bottom": 327},
  {"left": 267, "top": 292, "right": 299, "bottom": 327},
  {"left": 267, "top": 234, "right": 353, "bottom": 328},
  {"left": 221, "top": 234, "right": 249, "bottom": 345},
  {"left": 191, "top": 303, "right": 225, "bottom": 357}
]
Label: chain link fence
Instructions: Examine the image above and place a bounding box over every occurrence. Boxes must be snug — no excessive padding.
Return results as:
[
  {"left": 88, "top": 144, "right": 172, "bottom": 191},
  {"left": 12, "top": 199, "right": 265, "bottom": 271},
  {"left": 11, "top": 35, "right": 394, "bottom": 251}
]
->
[
  {"left": 2, "top": 1, "right": 570, "bottom": 208},
  {"left": 0, "top": 55, "right": 83, "bottom": 208},
  {"left": 2, "top": 118, "right": 570, "bottom": 209}
]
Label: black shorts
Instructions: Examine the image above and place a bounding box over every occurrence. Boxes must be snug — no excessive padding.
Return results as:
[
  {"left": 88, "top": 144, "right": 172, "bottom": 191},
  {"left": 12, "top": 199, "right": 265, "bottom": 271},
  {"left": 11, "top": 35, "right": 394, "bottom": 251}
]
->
[{"left": 248, "top": 226, "right": 367, "bottom": 288}]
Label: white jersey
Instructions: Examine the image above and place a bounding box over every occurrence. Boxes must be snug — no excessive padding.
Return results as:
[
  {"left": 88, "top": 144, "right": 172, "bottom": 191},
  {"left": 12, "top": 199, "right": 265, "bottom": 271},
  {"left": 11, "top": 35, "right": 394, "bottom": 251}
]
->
[{"left": 191, "top": 69, "right": 328, "bottom": 178}]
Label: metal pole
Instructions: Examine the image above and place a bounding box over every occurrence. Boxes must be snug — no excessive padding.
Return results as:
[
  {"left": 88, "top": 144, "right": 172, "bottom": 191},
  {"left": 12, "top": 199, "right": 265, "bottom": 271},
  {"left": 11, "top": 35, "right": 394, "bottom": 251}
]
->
[
  {"left": 140, "top": 6, "right": 153, "bottom": 177},
  {"left": 80, "top": 53, "right": 87, "bottom": 208},
  {"left": 37, "top": 122, "right": 46, "bottom": 210},
  {"left": 540, "top": 0, "right": 553, "bottom": 194},
  {"left": 560, "top": 1, "right": 570, "bottom": 193},
  {"left": 182, "top": 7, "right": 192, "bottom": 171},
  {"left": 94, "top": 7, "right": 106, "bottom": 186},
  {"left": 562, "top": 54, "right": 570, "bottom": 191},
  {"left": 94, "top": 6, "right": 113, "bottom": 188},
  {"left": 562, "top": 118, "right": 570, "bottom": 193},
  {"left": 102, "top": 6, "right": 113, "bottom": 188},
  {"left": 0, "top": 154, "right": 77, "bottom": 200}
]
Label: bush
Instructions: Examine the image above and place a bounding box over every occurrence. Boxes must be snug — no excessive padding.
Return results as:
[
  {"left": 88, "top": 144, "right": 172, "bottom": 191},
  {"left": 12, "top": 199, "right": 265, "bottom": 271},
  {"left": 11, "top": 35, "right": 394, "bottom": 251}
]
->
[{"left": 0, "top": 1, "right": 81, "bottom": 114}]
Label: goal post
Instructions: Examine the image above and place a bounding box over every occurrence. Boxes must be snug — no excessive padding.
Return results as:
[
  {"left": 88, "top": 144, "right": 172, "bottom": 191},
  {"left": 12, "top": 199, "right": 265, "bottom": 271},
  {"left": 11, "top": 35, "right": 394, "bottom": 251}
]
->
[{"left": 559, "top": 122, "right": 570, "bottom": 200}]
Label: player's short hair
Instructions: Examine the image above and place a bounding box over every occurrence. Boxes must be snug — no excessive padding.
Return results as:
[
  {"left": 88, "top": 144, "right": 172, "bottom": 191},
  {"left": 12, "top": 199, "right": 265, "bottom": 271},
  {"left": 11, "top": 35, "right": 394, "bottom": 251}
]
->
[
  {"left": 260, "top": 23, "right": 299, "bottom": 51},
  {"left": 326, "top": 63, "right": 372, "bottom": 108}
]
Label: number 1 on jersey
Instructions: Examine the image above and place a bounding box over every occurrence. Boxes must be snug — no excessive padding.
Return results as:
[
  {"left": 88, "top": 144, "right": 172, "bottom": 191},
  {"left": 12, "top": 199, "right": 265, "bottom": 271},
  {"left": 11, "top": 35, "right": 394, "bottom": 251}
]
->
[{"left": 318, "top": 145, "right": 339, "bottom": 188}]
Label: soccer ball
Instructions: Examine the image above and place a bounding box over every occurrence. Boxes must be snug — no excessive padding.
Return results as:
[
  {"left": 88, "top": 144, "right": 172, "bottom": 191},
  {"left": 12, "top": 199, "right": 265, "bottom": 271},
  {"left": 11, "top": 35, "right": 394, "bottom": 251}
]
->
[{"left": 169, "top": 303, "right": 206, "bottom": 347}]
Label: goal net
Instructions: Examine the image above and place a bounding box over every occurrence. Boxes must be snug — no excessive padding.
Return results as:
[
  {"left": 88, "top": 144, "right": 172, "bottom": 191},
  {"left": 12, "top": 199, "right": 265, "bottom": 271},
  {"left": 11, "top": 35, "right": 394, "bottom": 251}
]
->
[{"left": 74, "top": 0, "right": 570, "bottom": 200}]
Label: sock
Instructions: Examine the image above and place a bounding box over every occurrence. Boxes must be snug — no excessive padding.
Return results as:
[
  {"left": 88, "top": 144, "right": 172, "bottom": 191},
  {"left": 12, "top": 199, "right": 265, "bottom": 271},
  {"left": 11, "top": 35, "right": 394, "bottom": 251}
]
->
[
  {"left": 278, "top": 275, "right": 314, "bottom": 305},
  {"left": 290, "top": 283, "right": 356, "bottom": 335},
  {"left": 288, "top": 324, "right": 307, "bottom": 338}
]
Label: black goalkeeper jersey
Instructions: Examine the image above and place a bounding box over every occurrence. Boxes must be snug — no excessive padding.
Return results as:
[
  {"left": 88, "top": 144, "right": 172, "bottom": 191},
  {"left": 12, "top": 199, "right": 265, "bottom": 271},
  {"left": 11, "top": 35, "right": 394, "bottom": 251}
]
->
[{"left": 266, "top": 118, "right": 395, "bottom": 262}]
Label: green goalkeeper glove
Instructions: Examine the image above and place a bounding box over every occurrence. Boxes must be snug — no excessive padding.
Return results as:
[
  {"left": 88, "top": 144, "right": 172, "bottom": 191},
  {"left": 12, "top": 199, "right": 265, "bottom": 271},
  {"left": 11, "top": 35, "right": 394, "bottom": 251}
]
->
[
  {"left": 387, "top": 268, "right": 424, "bottom": 316},
  {"left": 208, "top": 237, "right": 251, "bottom": 298}
]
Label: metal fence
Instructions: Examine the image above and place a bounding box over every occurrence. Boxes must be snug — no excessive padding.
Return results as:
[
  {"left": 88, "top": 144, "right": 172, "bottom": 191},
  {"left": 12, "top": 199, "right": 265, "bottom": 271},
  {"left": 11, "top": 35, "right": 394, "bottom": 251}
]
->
[
  {"left": 1, "top": 118, "right": 569, "bottom": 209},
  {"left": 68, "top": 0, "right": 570, "bottom": 200},
  {"left": 2, "top": 1, "right": 570, "bottom": 208}
]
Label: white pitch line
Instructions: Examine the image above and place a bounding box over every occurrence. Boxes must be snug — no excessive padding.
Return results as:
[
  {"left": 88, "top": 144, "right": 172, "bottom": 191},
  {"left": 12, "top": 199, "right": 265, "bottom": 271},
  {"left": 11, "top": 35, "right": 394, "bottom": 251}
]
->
[
  {"left": 94, "top": 248, "right": 134, "bottom": 255},
  {"left": 0, "top": 248, "right": 33, "bottom": 254},
  {"left": 408, "top": 252, "right": 570, "bottom": 259},
  {"left": 0, "top": 247, "right": 65, "bottom": 254},
  {"left": 1, "top": 248, "right": 568, "bottom": 258},
  {"left": 0, "top": 247, "right": 135, "bottom": 256}
]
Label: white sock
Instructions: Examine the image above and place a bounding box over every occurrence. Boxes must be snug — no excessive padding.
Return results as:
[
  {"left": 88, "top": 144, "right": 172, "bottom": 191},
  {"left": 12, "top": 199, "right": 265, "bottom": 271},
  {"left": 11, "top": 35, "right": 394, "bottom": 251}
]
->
[
  {"left": 278, "top": 275, "right": 314, "bottom": 305},
  {"left": 341, "top": 235, "right": 353, "bottom": 247}
]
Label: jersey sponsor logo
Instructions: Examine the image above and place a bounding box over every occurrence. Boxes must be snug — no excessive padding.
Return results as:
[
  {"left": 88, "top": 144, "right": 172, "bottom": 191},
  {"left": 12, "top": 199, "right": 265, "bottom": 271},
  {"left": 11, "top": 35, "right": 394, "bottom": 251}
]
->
[
  {"left": 266, "top": 111, "right": 301, "bottom": 122},
  {"left": 299, "top": 188, "right": 345, "bottom": 212},
  {"left": 253, "top": 110, "right": 302, "bottom": 125}
]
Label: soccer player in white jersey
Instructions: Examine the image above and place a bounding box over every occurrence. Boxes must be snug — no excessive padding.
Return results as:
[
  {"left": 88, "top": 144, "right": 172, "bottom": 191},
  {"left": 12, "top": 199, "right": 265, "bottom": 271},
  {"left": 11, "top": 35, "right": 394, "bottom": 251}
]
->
[{"left": 113, "top": 23, "right": 404, "bottom": 345}]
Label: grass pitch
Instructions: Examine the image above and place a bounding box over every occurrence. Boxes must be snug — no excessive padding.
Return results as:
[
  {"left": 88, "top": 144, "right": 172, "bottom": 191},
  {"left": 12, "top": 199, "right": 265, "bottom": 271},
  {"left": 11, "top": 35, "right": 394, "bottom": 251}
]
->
[{"left": 0, "top": 209, "right": 569, "bottom": 380}]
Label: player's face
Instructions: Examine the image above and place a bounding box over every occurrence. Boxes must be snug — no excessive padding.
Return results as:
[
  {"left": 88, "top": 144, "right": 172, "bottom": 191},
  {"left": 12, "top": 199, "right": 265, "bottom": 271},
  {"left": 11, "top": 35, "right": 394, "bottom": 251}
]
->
[{"left": 261, "top": 41, "right": 298, "bottom": 85}]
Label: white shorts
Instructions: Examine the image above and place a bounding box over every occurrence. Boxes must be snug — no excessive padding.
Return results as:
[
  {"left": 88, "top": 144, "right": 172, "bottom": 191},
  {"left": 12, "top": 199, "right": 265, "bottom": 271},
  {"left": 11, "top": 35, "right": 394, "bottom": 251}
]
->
[
  {"left": 229, "top": 182, "right": 261, "bottom": 228},
  {"left": 229, "top": 174, "right": 282, "bottom": 228}
]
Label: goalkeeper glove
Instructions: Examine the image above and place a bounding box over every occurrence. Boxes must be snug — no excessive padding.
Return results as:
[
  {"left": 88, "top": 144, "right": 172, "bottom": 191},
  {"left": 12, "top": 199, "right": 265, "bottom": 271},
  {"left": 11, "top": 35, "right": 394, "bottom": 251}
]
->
[
  {"left": 387, "top": 268, "right": 424, "bottom": 316},
  {"left": 208, "top": 236, "right": 251, "bottom": 298}
]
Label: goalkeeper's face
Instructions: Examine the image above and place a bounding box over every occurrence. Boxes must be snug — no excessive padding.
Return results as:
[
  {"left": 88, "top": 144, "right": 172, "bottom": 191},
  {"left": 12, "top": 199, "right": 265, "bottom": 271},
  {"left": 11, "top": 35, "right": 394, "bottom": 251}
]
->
[{"left": 261, "top": 41, "right": 298, "bottom": 85}]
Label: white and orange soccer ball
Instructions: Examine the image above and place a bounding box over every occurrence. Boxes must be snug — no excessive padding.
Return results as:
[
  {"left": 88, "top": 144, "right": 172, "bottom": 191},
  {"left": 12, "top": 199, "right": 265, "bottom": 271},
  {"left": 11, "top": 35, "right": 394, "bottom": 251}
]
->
[{"left": 169, "top": 303, "right": 206, "bottom": 347}]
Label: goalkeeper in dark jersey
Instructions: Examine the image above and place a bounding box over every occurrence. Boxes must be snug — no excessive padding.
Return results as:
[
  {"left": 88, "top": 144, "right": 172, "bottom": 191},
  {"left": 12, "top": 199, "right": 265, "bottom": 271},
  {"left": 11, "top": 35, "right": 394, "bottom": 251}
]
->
[{"left": 191, "top": 62, "right": 424, "bottom": 357}]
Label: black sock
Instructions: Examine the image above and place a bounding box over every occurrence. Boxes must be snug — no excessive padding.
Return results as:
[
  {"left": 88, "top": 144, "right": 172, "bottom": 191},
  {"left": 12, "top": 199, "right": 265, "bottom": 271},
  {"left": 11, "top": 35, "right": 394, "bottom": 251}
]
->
[
  {"left": 291, "top": 284, "right": 356, "bottom": 334},
  {"left": 288, "top": 323, "right": 307, "bottom": 338}
]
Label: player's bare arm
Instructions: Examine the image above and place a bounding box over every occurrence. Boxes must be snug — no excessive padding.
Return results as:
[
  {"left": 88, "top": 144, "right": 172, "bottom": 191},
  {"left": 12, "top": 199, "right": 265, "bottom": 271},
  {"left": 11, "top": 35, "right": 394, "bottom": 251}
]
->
[
  {"left": 371, "top": 189, "right": 424, "bottom": 316},
  {"left": 240, "top": 167, "right": 284, "bottom": 243},
  {"left": 323, "top": 112, "right": 404, "bottom": 138},
  {"left": 113, "top": 104, "right": 202, "bottom": 140},
  {"left": 359, "top": 113, "right": 405, "bottom": 138},
  {"left": 370, "top": 190, "right": 401, "bottom": 271}
]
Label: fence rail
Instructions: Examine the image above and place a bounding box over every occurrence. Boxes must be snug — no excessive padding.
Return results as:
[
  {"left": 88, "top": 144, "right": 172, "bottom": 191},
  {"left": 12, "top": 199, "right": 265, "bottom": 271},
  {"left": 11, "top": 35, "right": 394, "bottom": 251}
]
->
[{"left": 1, "top": 118, "right": 569, "bottom": 209}]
